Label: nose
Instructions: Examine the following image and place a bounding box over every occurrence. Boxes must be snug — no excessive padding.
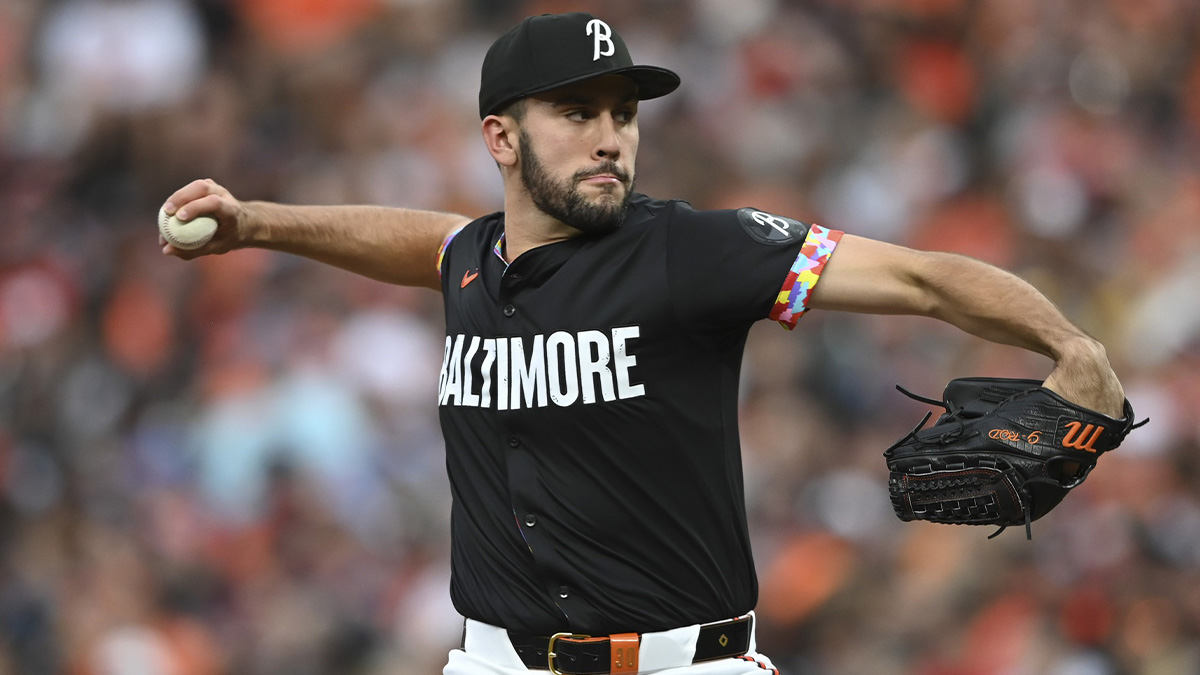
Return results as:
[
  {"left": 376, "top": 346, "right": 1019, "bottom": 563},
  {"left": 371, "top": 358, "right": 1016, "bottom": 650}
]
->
[{"left": 593, "top": 113, "right": 622, "bottom": 161}]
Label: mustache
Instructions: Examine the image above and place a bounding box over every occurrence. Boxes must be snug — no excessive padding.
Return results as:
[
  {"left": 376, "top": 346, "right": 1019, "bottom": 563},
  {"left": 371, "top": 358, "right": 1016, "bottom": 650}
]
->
[{"left": 575, "top": 162, "right": 630, "bottom": 184}]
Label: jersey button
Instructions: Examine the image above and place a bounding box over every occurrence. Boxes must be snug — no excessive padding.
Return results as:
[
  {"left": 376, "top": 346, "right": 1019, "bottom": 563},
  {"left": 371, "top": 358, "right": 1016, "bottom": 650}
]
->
[
  {"left": 502, "top": 304, "right": 516, "bottom": 317},
  {"left": 508, "top": 436, "right": 520, "bottom": 448},
  {"left": 509, "top": 272, "right": 522, "bottom": 280},
  {"left": 524, "top": 514, "right": 537, "bottom": 527},
  {"left": 558, "top": 585, "right": 570, "bottom": 599}
]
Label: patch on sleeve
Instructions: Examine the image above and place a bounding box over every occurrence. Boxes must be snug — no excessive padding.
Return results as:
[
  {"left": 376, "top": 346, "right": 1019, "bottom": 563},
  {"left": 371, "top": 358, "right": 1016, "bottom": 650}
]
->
[{"left": 736, "top": 208, "right": 810, "bottom": 246}]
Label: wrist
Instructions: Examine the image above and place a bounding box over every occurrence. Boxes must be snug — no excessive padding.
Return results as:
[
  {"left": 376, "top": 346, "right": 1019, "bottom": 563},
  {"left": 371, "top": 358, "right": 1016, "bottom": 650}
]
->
[
  {"left": 238, "top": 201, "right": 272, "bottom": 248},
  {"left": 1050, "top": 335, "right": 1108, "bottom": 370},
  {"left": 1045, "top": 336, "right": 1124, "bottom": 417}
]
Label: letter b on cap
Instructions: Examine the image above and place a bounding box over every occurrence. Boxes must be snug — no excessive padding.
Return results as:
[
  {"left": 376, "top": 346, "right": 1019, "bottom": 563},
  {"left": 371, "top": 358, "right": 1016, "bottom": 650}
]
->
[{"left": 587, "top": 19, "right": 615, "bottom": 61}]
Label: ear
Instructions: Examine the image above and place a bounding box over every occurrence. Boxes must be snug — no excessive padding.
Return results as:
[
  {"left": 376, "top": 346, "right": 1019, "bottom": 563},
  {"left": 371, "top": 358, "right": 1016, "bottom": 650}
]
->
[{"left": 482, "top": 115, "right": 518, "bottom": 167}]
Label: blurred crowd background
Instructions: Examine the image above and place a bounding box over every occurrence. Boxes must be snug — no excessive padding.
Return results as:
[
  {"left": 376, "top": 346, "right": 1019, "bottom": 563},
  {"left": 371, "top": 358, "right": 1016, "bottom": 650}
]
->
[{"left": 1, "top": 0, "right": 1199, "bottom": 673}]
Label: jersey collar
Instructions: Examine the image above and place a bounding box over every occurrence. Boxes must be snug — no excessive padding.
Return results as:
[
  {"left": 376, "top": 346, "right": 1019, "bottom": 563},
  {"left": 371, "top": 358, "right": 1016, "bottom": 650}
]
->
[{"left": 493, "top": 233, "right": 507, "bottom": 267}]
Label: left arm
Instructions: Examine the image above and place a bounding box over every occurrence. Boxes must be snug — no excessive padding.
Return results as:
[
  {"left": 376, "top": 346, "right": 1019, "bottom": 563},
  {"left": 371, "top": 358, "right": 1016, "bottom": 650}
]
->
[{"left": 807, "top": 234, "right": 1125, "bottom": 417}]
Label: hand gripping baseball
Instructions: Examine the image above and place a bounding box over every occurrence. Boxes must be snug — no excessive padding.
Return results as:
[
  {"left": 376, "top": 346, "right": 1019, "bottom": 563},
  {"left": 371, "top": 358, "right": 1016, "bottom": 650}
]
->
[
  {"left": 159, "top": 178, "right": 245, "bottom": 259},
  {"left": 884, "top": 377, "right": 1147, "bottom": 539}
]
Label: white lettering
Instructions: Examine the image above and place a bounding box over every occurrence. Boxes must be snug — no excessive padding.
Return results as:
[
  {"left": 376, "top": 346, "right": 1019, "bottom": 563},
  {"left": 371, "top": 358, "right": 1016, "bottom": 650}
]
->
[
  {"left": 511, "top": 335, "right": 548, "bottom": 410},
  {"left": 462, "top": 336, "right": 481, "bottom": 407},
  {"left": 546, "top": 331, "right": 579, "bottom": 407},
  {"left": 479, "top": 339, "right": 495, "bottom": 409},
  {"left": 586, "top": 19, "right": 615, "bottom": 61},
  {"left": 437, "top": 335, "right": 452, "bottom": 404},
  {"left": 612, "top": 325, "right": 645, "bottom": 399},
  {"left": 578, "top": 330, "right": 616, "bottom": 404},
  {"left": 439, "top": 327, "right": 645, "bottom": 409},
  {"left": 443, "top": 334, "right": 465, "bottom": 405},
  {"left": 751, "top": 210, "right": 791, "bottom": 236},
  {"left": 496, "top": 337, "right": 509, "bottom": 411}
]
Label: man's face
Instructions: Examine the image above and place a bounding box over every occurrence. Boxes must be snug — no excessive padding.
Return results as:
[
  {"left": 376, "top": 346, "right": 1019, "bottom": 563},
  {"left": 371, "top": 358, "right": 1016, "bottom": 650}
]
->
[{"left": 515, "top": 76, "right": 640, "bottom": 234}]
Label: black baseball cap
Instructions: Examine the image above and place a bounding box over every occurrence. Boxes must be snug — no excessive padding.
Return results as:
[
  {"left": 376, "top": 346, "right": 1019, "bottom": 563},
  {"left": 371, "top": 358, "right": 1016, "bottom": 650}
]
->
[{"left": 478, "top": 12, "right": 681, "bottom": 119}]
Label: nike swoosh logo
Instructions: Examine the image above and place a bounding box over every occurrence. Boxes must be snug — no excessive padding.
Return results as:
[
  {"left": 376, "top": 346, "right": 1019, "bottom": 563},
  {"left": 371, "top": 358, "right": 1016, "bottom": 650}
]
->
[{"left": 461, "top": 270, "right": 479, "bottom": 288}]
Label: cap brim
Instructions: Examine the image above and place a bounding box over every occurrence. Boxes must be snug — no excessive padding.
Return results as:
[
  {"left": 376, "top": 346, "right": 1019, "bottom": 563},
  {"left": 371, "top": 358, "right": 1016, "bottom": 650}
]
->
[
  {"left": 609, "top": 65, "right": 681, "bottom": 101},
  {"left": 488, "top": 65, "right": 681, "bottom": 116}
]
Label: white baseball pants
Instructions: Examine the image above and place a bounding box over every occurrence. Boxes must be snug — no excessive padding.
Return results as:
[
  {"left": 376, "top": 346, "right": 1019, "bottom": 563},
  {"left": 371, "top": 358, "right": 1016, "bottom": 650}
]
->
[{"left": 443, "top": 612, "right": 778, "bottom": 675}]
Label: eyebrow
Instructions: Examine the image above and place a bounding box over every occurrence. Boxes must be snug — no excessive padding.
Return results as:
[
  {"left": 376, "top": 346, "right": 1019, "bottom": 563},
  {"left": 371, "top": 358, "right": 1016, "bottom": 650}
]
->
[{"left": 550, "top": 93, "right": 638, "bottom": 107}]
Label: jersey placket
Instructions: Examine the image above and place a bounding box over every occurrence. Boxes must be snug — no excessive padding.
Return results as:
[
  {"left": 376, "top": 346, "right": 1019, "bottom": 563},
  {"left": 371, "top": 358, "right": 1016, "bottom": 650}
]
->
[
  {"left": 495, "top": 252, "right": 591, "bottom": 627},
  {"left": 503, "top": 438, "right": 586, "bottom": 624}
]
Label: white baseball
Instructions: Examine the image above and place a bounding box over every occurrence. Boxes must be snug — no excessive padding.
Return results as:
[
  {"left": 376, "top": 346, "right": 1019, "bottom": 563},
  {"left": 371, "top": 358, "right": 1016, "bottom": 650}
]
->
[{"left": 158, "top": 207, "right": 218, "bottom": 250}]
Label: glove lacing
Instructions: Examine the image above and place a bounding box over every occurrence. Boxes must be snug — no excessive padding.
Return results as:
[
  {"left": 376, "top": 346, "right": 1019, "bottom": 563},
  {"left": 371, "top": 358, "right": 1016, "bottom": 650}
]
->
[{"left": 893, "top": 385, "right": 980, "bottom": 445}]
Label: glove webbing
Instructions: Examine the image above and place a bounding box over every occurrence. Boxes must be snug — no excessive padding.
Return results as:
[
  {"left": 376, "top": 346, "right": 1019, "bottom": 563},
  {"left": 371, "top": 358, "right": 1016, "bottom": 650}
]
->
[{"left": 895, "top": 385, "right": 1037, "bottom": 539}]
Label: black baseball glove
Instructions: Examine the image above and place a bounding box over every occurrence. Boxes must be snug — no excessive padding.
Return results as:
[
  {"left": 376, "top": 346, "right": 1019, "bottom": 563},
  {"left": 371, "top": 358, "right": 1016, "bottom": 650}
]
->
[{"left": 884, "top": 377, "right": 1145, "bottom": 538}]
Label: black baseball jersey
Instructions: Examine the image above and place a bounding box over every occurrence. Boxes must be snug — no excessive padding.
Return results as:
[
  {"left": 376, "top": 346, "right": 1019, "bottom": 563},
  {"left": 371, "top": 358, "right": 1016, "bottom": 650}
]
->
[{"left": 435, "top": 193, "right": 843, "bottom": 635}]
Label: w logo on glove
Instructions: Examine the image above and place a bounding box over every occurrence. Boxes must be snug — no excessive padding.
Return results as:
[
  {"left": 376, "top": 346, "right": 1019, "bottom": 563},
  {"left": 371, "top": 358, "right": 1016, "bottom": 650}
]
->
[{"left": 1061, "top": 421, "right": 1105, "bottom": 452}]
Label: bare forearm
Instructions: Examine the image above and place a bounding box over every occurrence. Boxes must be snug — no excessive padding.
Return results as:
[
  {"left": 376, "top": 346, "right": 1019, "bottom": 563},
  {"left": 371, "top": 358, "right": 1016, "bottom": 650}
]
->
[
  {"left": 915, "top": 252, "right": 1124, "bottom": 416},
  {"left": 915, "top": 252, "right": 1085, "bottom": 359},
  {"left": 240, "top": 202, "right": 468, "bottom": 289},
  {"left": 161, "top": 180, "right": 470, "bottom": 290},
  {"left": 810, "top": 236, "right": 1124, "bottom": 415}
]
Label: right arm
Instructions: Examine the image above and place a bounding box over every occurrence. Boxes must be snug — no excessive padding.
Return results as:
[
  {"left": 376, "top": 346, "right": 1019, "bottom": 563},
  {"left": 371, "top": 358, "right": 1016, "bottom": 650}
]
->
[{"left": 161, "top": 179, "right": 472, "bottom": 291}]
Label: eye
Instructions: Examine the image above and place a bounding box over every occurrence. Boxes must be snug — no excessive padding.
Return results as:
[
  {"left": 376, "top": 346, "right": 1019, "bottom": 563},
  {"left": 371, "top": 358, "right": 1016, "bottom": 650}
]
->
[
  {"left": 565, "top": 109, "right": 592, "bottom": 121},
  {"left": 615, "top": 108, "right": 636, "bottom": 124}
]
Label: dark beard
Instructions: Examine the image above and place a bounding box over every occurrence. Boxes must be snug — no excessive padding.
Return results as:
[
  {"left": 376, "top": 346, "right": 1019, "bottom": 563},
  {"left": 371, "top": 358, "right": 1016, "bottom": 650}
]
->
[{"left": 518, "top": 129, "right": 634, "bottom": 235}]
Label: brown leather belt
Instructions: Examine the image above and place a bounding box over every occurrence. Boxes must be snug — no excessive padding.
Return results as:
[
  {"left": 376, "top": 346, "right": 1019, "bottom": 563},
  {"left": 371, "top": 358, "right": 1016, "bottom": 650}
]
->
[{"left": 506, "top": 615, "right": 753, "bottom": 674}]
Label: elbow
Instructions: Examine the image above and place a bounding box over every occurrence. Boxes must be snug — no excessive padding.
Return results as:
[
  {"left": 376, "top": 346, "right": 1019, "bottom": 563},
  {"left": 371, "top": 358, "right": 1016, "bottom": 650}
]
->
[{"left": 901, "top": 251, "right": 945, "bottom": 319}]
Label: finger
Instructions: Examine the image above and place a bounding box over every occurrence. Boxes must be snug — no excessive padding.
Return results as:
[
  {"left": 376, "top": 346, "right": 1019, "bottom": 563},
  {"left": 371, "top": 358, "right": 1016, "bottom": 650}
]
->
[
  {"left": 163, "top": 178, "right": 224, "bottom": 215},
  {"left": 164, "top": 243, "right": 206, "bottom": 261},
  {"left": 201, "top": 177, "right": 231, "bottom": 198},
  {"left": 174, "top": 193, "right": 230, "bottom": 222}
]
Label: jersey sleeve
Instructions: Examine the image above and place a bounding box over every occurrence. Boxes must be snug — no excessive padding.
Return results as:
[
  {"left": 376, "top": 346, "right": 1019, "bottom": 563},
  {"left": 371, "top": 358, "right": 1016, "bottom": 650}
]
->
[
  {"left": 436, "top": 224, "right": 466, "bottom": 278},
  {"left": 666, "top": 202, "right": 843, "bottom": 330}
]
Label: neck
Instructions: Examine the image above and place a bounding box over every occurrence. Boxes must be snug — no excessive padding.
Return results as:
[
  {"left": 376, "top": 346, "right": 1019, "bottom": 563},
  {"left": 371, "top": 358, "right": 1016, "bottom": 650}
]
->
[{"left": 500, "top": 185, "right": 580, "bottom": 263}]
